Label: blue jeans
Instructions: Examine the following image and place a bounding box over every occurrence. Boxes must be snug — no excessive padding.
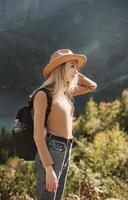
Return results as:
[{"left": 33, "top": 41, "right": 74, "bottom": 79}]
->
[{"left": 35, "top": 133, "right": 73, "bottom": 200}]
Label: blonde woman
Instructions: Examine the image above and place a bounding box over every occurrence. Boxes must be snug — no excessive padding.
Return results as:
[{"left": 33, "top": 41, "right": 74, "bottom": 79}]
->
[{"left": 33, "top": 49, "right": 97, "bottom": 200}]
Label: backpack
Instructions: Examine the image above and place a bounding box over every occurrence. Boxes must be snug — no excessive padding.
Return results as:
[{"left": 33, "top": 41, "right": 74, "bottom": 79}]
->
[{"left": 11, "top": 87, "right": 52, "bottom": 161}]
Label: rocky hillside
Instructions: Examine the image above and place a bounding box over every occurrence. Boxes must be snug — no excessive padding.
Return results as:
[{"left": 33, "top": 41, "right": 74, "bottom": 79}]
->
[{"left": 0, "top": 0, "right": 128, "bottom": 100}]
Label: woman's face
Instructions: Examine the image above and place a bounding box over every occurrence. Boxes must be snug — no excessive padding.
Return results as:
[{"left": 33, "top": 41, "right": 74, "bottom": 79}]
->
[{"left": 64, "top": 60, "right": 78, "bottom": 82}]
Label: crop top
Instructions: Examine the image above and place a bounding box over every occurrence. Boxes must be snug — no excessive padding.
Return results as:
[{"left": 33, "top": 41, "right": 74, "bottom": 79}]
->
[{"left": 33, "top": 72, "right": 97, "bottom": 168}]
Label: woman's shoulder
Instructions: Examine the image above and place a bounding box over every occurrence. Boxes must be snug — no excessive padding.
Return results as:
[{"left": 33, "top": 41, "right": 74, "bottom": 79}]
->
[{"left": 33, "top": 90, "right": 48, "bottom": 106}]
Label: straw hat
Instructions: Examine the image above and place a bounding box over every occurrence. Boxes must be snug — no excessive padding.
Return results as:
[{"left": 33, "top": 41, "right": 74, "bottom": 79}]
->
[{"left": 43, "top": 49, "right": 87, "bottom": 79}]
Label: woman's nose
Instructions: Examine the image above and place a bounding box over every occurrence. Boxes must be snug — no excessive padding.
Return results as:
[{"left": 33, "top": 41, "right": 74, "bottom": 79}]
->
[{"left": 74, "top": 67, "right": 78, "bottom": 74}]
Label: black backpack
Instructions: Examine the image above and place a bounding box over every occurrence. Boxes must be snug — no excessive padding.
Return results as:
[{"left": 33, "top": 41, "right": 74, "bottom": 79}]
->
[{"left": 11, "top": 87, "right": 52, "bottom": 161}]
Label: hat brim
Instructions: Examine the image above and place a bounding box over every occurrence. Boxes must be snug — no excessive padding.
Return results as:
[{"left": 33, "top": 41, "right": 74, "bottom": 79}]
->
[{"left": 43, "top": 54, "right": 87, "bottom": 79}]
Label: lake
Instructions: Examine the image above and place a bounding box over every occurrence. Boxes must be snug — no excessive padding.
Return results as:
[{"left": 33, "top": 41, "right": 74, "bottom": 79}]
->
[{"left": 0, "top": 88, "right": 34, "bottom": 132}]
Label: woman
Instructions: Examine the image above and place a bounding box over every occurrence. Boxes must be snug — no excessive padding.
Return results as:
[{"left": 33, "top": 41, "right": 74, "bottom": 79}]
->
[{"left": 33, "top": 49, "right": 97, "bottom": 200}]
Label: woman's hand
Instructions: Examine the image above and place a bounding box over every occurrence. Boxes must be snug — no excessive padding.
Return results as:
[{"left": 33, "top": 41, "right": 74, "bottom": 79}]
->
[
  {"left": 45, "top": 166, "right": 58, "bottom": 192},
  {"left": 72, "top": 72, "right": 97, "bottom": 96}
]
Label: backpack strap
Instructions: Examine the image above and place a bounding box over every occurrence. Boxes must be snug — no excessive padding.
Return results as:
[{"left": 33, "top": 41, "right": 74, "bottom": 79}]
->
[
  {"left": 28, "top": 87, "right": 53, "bottom": 128},
  {"left": 40, "top": 87, "right": 53, "bottom": 128}
]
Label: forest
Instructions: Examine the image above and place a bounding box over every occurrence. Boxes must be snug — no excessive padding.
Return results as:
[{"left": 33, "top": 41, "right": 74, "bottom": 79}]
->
[{"left": 0, "top": 88, "right": 128, "bottom": 200}]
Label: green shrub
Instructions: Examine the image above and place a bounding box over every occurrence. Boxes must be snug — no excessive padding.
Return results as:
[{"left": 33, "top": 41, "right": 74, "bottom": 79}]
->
[
  {"left": 0, "top": 158, "right": 36, "bottom": 199},
  {"left": 81, "top": 123, "right": 128, "bottom": 176}
]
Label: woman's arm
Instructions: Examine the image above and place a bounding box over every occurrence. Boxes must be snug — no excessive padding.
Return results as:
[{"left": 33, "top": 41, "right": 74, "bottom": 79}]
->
[
  {"left": 73, "top": 72, "right": 97, "bottom": 96},
  {"left": 33, "top": 91, "right": 54, "bottom": 168}
]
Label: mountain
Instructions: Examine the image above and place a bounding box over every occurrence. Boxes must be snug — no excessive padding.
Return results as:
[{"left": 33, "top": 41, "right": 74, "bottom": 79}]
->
[{"left": 0, "top": 0, "right": 128, "bottom": 130}]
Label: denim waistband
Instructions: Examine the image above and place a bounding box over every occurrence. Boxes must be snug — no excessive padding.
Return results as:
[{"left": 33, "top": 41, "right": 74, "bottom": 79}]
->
[{"left": 46, "top": 132, "right": 74, "bottom": 145}]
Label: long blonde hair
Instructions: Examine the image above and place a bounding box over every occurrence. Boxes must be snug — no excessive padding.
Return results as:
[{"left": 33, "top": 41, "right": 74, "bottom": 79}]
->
[{"left": 30, "top": 62, "right": 78, "bottom": 102}]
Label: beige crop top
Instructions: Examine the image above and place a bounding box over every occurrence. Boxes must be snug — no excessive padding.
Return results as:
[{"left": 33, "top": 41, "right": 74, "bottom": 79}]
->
[{"left": 33, "top": 72, "right": 97, "bottom": 168}]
